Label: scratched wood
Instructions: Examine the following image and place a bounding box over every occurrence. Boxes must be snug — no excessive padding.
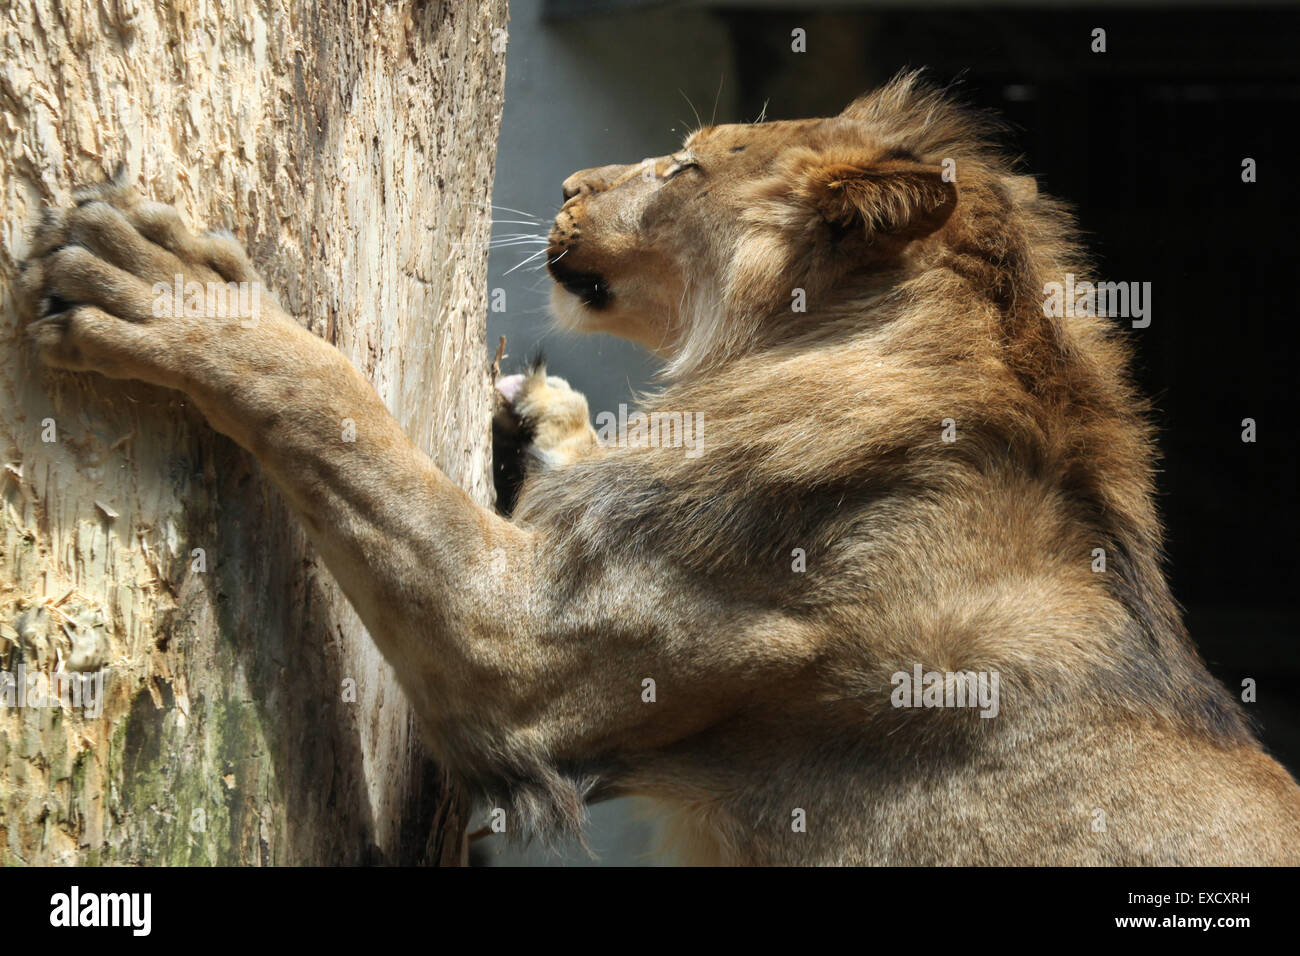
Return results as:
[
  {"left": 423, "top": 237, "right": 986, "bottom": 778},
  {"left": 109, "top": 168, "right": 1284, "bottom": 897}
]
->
[{"left": 0, "top": 0, "right": 506, "bottom": 864}]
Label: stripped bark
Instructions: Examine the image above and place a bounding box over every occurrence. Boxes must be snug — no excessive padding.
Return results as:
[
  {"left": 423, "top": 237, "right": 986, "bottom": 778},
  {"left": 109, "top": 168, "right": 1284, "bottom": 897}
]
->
[{"left": 0, "top": 0, "right": 507, "bottom": 865}]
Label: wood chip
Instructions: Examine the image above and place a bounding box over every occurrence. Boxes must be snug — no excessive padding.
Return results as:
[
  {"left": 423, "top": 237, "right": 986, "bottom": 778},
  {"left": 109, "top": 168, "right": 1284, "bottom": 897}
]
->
[{"left": 490, "top": 334, "right": 507, "bottom": 381}]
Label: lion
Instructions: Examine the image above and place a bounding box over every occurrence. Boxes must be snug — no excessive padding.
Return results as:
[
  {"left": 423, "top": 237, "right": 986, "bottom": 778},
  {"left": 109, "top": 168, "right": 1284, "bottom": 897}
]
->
[{"left": 20, "top": 72, "right": 1300, "bottom": 865}]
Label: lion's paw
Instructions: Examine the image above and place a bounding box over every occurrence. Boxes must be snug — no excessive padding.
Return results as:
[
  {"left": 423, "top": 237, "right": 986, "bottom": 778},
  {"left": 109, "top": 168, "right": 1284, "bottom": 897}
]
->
[
  {"left": 18, "top": 170, "right": 271, "bottom": 386},
  {"left": 492, "top": 360, "right": 597, "bottom": 513}
]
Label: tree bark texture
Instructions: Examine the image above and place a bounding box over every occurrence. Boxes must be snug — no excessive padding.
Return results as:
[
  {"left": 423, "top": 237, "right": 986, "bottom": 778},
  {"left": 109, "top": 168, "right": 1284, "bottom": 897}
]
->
[{"left": 0, "top": 0, "right": 508, "bottom": 865}]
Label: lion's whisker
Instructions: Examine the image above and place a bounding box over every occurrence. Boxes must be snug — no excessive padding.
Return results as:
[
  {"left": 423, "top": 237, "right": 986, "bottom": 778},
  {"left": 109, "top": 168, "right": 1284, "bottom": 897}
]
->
[{"left": 503, "top": 249, "right": 550, "bottom": 275}]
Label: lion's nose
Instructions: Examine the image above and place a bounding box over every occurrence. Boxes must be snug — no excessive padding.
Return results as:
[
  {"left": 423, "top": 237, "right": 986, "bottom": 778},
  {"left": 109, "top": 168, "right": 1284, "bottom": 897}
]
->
[
  {"left": 561, "top": 176, "right": 586, "bottom": 203},
  {"left": 560, "top": 164, "right": 626, "bottom": 204}
]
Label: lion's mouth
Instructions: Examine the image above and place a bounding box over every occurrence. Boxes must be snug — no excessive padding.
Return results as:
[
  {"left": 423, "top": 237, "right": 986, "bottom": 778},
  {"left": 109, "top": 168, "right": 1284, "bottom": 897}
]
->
[{"left": 547, "top": 252, "right": 610, "bottom": 309}]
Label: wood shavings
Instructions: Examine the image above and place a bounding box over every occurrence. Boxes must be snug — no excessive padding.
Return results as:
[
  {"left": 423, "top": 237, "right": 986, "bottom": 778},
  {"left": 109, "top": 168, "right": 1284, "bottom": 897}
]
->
[{"left": 491, "top": 334, "right": 507, "bottom": 381}]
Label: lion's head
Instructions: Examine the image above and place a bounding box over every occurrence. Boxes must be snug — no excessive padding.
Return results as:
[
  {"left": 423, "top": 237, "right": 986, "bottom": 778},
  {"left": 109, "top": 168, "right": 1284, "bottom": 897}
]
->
[{"left": 546, "top": 72, "right": 1039, "bottom": 377}]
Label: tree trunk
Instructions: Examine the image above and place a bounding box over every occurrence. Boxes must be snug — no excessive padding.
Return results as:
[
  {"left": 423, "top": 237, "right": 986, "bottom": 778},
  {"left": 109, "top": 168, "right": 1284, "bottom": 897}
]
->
[{"left": 0, "top": 0, "right": 507, "bottom": 865}]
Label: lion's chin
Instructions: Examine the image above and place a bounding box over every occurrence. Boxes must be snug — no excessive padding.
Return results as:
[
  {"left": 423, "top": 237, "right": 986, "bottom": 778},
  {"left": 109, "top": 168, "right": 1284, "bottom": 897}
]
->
[
  {"left": 549, "top": 283, "right": 597, "bottom": 333},
  {"left": 546, "top": 254, "right": 611, "bottom": 310}
]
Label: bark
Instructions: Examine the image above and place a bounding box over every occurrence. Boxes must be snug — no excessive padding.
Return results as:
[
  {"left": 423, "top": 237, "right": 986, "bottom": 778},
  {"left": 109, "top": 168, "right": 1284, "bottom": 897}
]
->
[{"left": 0, "top": 0, "right": 507, "bottom": 865}]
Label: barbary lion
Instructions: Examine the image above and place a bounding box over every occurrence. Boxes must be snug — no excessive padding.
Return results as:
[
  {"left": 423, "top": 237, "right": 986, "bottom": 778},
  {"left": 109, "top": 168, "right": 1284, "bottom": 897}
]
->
[{"left": 20, "top": 73, "right": 1300, "bottom": 865}]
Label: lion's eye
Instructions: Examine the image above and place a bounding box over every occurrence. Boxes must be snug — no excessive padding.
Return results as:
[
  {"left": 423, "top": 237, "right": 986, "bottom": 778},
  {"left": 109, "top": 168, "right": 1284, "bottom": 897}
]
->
[{"left": 666, "top": 160, "right": 701, "bottom": 180}]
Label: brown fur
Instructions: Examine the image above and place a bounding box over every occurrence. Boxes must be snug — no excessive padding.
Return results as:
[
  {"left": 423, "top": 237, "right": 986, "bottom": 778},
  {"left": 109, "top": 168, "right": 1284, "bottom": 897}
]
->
[{"left": 19, "top": 72, "right": 1300, "bottom": 864}]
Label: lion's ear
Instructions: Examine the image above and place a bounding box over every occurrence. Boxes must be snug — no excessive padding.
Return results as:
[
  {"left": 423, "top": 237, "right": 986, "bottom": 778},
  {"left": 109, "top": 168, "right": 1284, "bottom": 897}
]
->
[{"left": 803, "top": 160, "right": 956, "bottom": 242}]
